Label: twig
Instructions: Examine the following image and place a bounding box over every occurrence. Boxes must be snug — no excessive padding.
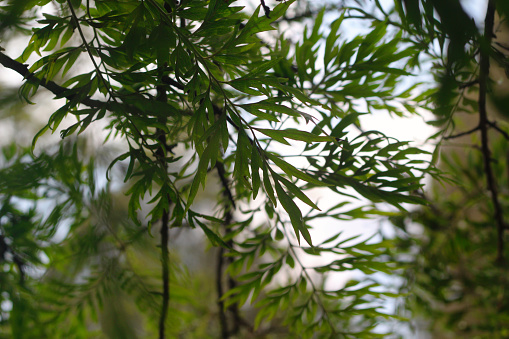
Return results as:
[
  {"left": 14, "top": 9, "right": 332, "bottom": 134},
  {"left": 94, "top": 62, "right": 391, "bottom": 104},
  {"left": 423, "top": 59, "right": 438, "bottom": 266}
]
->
[
  {"left": 444, "top": 125, "right": 480, "bottom": 140},
  {"left": 494, "top": 41, "right": 509, "bottom": 52},
  {"left": 459, "top": 80, "right": 479, "bottom": 89},
  {"left": 0, "top": 51, "right": 104, "bottom": 108},
  {"left": 479, "top": 0, "right": 505, "bottom": 264},
  {"left": 216, "top": 246, "right": 229, "bottom": 339},
  {"left": 159, "top": 207, "right": 170, "bottom": 339},
  {"left": 161, "top": 75, "right": 184, "bottom": 90},
  {"left": 260, "top": 0, "right": 271, "bottom": 18},
  {"left": 0, "top": 51, "right": 187, "bottom": 119},
  {"left": 488, "top": 120, "right": 509, "bottom": 140},
  {"left": 215, "top": 161, "right": 241, "bottom": 338},
  {"left": 67, "top": 0, "right": 115, "bottom": 101},
  {"left": 157, "top": 5, "right": 175, "bottom": 333},
  {"left": 216, "top": 162, "right": 237, "bottom": 210},
  {"left": 216, "top": 161, "right": 232, "bottom": 338},
  {"left": 156, "top": 67, "right": 171, "bottom": 339},
  {"left": 281, "top": 226, "right": 337, "bottom": 335}
]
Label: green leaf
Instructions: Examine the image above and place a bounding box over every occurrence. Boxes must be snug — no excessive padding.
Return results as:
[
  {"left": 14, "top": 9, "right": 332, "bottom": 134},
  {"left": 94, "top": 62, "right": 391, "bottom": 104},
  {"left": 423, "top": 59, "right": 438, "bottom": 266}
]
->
[
  {"left": 193, "top": 216, "right": 230, "bottom": 248},
  {"left": 233, "top": 130, "right": 251, "bottom": 186},
  {"left": 266, "top": 152, "right": 325, "bottom": 186},
  {"left": 273, "top": 173, "right": 320, "bottom": 211},
  {"left": 31, "top": 124, "right": 50, "bottom": 153},
  {"left": 274, "top": 179, "right": 312, "bottom": 246},
  {"left": 186, "top": 143, "right": 212, "bottom": 212},
  {"left": 239, "top": 103, "right": 280, "bottom": 122},
  {"left": 257, "top": 128, "right": 332, "bottom": 143},
  {"left": 331, "top": 112, "right": 365, "bottom": 137},
  {"left": 325, "top": 13, "right": 344, "bottom": 66},
  {"left": 251, "top": 147, "right": 262, "bottom": 198},
  {"left": 262, "top": 165, "right": 277, "bottom": 206}
]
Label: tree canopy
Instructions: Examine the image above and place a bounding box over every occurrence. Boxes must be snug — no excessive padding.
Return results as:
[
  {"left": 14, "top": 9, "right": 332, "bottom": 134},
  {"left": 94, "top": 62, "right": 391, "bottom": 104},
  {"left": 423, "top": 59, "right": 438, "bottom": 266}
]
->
[{"left": 0, "top": 0, "right": 507, "bottom": 338}]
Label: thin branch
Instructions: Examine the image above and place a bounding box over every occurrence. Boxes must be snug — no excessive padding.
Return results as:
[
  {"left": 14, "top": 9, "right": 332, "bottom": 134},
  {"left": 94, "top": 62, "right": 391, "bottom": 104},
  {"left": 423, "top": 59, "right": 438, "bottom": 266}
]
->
[
  {"left": 216, "top": 245, "right": 229, "bottom": 339},
  {"left": 67, "top": 0, "right": 115, "bottom": 101},
  {"left": 161, "top": 75, "right": 184, "bottom": 90},
  {"left": 0, "top": 51, "right": 105, "bottom": 108},
  {"left": 0, "top": 50, "right": 187, "bottom": 170},
  {"left": 444, "top": 125, "right": 480, "bottom": 140},
  {"left": 158, "top": 207, "right": 170, "bottom": 339},
  {"left": 0, "top": 51, "right": 180, "bottom": 119},
  {"left": 488, "top": 120, "right": 509, "bottom": 140},
  {"left": 216, "top": 162, "right": 237, "bottom": 210},
  {"left": 60, "top": 6, "right": 156, "bottom": 155},
  {"left": 282, "top": 226, "right": 337, "bottom": 335},
  {"left": 494, "top": 41, "right": 509, "bottom": 52},
  {"left": 459, "top": 80, "right": 479, "bottom": 89},
  {"left": 260, "top": 0, "right": 271, "bottom": 18},
  {"left": 156, "top": 66, "right": 171, "bottom": 339},
  {"left": 479, "top": 0, "right": 505, "bottom": 264},
  {"left": 68, "top": 0, "right": 169, "bottom": 158},
  {"left": 215, "top": 161, "right": 241, "bottom": 338},
  {"left": 156, "top": 6, "right": 174, "bottom": 334}
]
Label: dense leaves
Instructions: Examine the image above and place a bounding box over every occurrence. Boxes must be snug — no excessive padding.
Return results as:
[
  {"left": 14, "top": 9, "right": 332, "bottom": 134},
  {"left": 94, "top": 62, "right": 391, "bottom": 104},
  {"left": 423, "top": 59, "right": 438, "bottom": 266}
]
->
[
  {"left": 387, "top": 0, "right": 509, "bottom": 337},
  {"left": 394, "top": 136, "right": 509, "bottom": 337},
  {"left": 0, "top": 0, "right": 447, "bottom": 338}
]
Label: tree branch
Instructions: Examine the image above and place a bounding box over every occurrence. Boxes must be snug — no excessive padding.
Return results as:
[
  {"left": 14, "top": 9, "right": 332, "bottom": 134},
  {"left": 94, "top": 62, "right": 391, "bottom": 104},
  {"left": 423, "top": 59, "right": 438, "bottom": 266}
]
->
[
  {"left": 488, "top": 120, "right": 509, "bottom": 140},
  {"left": 157, "top": 68, "right": 171, "bottom": 339},
  {"left": 444, "top": 125, "right": 480, "bottom": 140},
  {"left": 0, "top": 51, "right": 106, "bottom": 108},
  {"left": 0, "top": 49, "right": 186, "bottom": 160},
  {"left": 158, "top": 206, "right": 170, "bottom": 339},
  {"left": 459, "top": 80, "right": 479, "bottom": 89},
  {"left": 479, "top": 0, "right": 505, "bottom": 264},
  {"left": 216, "top": 245, "right": 229, "bottom": 339},
  {"left": 0, "top": 50, "right": 167, "bottom": 119},
  {"left": 215, "top": 161, "right": 242, "bottom": 338},
  {"left": 260, "top": 0, "right": 271, "bottom": 18}
]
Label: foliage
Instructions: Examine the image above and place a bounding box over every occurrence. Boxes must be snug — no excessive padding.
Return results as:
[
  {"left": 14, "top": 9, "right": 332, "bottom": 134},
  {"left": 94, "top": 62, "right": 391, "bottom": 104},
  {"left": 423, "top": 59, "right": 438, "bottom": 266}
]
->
[
  {"left": 384, "top": 0, "right": 509, "bottom": 337},
  {"left": 393, "top": 136, "right": 509, "bottom": 338},
  {"left": 0, "top": 0, "right": 437, "bottom": 338}
]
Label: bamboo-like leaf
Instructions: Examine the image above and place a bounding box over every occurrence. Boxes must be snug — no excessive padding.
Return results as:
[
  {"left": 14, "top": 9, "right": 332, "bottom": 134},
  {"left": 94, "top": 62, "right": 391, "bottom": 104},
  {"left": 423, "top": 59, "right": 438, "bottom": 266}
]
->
[
  {"left": 274, "top": 179, "right": 312, "bottom": 246},
  {"left": 258, "top": 128, "right": 331, "bottom": 143},
  {"left": 266, "top": 152, "right": 325, "bottom": 186}
]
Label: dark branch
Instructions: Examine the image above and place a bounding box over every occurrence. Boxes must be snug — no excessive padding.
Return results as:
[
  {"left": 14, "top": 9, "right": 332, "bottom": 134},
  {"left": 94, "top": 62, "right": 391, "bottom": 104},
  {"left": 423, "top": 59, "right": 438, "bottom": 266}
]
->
[
  {"left": 444, "top": 125, "right": 480, "bottom": 140},
  {"left": 260, "top": 0, "right": 271, "bottom": 18},
  {"left": 459, "top": 80, "right": 479, "bottom": 89},
  {"left": 494, "top": 41, "right": 509, "bottom": 52},
  {"left": 161, "top": 75, "right": 184, "bottom": 90},
  {"left": 488, "top": 120, "right": 509, "bottom": 140},
  {"left": 215, "top": 161, "right": 243, "bottom": 338},
  {"left": 216, "top": 162, "right": 237, "bottom": 210},
  {"left": 0, "top": 51, "right": 164, "bottom": 118},
  {"left": 0, "top": 51, "right": 106, "bottom": 108},
  {"left": 158, "top": 206, "right": 170, "bottom": 339},
  {"left": 479, "top": 0, "right": 505, "bottom": 264},
  {"left": 216, "top": 246, "right": 228, "bottom": 338},
  {"left": 156, "top": 32, "right": 171, "bottom": 338}
]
